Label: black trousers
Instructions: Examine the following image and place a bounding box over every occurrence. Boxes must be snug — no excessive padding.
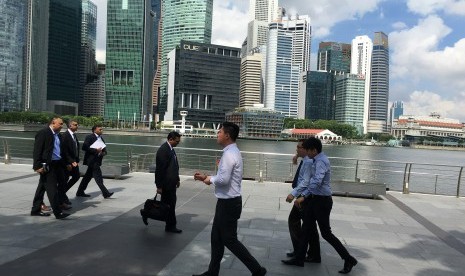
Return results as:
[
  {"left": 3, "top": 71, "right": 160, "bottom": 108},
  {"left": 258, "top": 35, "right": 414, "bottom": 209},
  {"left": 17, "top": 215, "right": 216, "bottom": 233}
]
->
[
  {"left": 288, "top": 203, "right": 311, "bottom": 254},
  {"left": 207, "top": 197, "right": 262, "bottom": 276},
  {"left": 161, "top": 188, "right": 177, "bottom": 229},
  {"left": 77, "top": 163, "right": 110, "bottom": 196},
  {"left": 31, "top": 161, "right": 65, "bottom": 216},
  {"left": 297, "top": 195, "right": 350, "bottom": 261},
  {"left": 63, "top": 166, "right": 80, "bottom": 200}
]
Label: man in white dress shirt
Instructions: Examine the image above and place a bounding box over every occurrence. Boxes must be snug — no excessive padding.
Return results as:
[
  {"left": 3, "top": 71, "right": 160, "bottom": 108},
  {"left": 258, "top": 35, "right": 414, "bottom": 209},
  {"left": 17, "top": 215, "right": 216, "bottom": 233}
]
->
[{"left": 193, "top": 122, "right": 267, "bottom": 276}]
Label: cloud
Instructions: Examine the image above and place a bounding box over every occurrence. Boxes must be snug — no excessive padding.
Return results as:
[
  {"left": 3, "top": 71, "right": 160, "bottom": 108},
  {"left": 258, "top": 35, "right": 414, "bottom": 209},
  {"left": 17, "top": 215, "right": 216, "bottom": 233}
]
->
[
  {"left": 392, "top": 21, "right": 407, "bottom": 30},
  {"left": 211, "top": 0, "right": 249, "bottom": 48},
  {"left": 407, "top": 0, "right": 465, "bottom": 16},
  {"left": 404, "top": 91, "right": 465, "bottom": 120},
  {"left": 389, "top": 15, "right": 465, "bottom": 121},
  {"left": 280, "top": 0, "right": 385, "bottom": 38}
]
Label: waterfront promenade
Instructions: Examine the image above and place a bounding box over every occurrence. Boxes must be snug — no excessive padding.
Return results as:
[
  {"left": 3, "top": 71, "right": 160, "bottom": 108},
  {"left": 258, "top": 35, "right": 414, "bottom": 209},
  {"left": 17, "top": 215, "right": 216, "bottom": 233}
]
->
[{"left": 1, "top": 163, "right": 465, "bottom": 275}]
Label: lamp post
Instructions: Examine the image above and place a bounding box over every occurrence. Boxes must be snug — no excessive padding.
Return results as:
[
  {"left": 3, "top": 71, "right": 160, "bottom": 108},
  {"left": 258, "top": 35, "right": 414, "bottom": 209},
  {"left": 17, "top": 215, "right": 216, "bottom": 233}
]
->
[{"left": 117, "top": 110, "right": 120, "bottom": 129}]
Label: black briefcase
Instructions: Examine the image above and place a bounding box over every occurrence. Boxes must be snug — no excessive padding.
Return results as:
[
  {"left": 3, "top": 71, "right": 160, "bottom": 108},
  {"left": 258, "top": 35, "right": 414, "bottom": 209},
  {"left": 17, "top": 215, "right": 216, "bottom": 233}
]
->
[{"left": 143, "top": 193, "right": 170, "bottom": 221}]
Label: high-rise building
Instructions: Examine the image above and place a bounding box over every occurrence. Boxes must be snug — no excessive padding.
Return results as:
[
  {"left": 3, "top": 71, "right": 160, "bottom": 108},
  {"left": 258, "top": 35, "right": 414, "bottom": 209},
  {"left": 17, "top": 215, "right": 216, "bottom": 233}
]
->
[
  {"left": 47, "top": 0, "right": 82, "bottom": 114},
  {"left": 79, "top": 0, "right": 97, "bottom": 115},
  {"left": 105, "top": 0, "right": 154, "bottom": 122},
  {"left": 389, "top": 100, "right": 404, "bottom": 125},
  {"left": 150, "top": 0, "right": 161, "bottom": 116},
  {"left": 0, "top": 0, "right": 27, "bottom": 112},
  {"left": 164, "top": 41, "right": 241, "bottom": 127},
  {"left": 351, "top": 35, "right": 372, "bottom": 134},
  {"left": 317, "top": 42, "right": 351, "bottom": 73},
  {"left": 24, "top": 0, "right": 49, "bottom": 112},
  {"left": 264, "top": 15, "right": 311, "bottom": 118},
  {"left": 335, "top": 73, "right": 366, "bottom": 134},
  {"left": 367, "top": 31, "right": 389, "bottom": 133},
  {"left": 245, "top": 0, "right": 279, "bottom": 54},
  {"left": 83, "top": 64, "right": 105, "bottom": 117},
  {"left": 305, "top": 71, "right": 335, "bottom": 120},
  {"left": 159, "top": 0, "right": 213, "bottom": 120},
  {"left": 239, "top": 51, "right": 263, "bottom": 107}
]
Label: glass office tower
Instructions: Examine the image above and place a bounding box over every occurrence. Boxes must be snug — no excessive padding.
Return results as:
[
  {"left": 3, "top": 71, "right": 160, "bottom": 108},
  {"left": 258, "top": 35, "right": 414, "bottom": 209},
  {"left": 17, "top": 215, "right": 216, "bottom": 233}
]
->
[
  {"left": 159, "top": 0, "right": 213, "bottom": 120},
  {"left": 105, "top": 0, "right": 153, "bottom": 122},
  {"left": 0, "top": 0, "right": 27, "bottom": 111},
  {"left": 80, "top": 0, "right": 97, "bottom": 114}
]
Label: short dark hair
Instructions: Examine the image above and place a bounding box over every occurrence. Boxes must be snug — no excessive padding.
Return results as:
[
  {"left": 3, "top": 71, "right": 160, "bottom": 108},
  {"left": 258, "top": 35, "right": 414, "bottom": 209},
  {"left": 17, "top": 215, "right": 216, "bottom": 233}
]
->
[
  {"left": 68, "top": 119, "right": 78, "bottom": 128},
  {"left": 48, "top": 116, "right": 62, "bottom": 125},
  {"left": 221, "top": 121, "right": 239, "bottom": 141},
  {"left": 302, "top": 137, "right": 322, "bottom": 153},
  {"left": 167, "top": 131, "right": 181, "bottom": 140},
  {"left": 297, "top": 138, "right": 306, "bottom": 143},
  {"left": 92, "top": 124, "right": 103, "bottom": 132}
]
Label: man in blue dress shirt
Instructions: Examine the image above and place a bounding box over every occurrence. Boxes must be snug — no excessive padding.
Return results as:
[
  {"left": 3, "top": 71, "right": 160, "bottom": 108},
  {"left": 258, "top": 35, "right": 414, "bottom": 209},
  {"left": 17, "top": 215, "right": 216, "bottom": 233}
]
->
[
  {"left": 193, "top": 122, "right": 267, "bottom": 276},
  {"left": 282, "top": 137, "right": 358, "bottom": 274}
]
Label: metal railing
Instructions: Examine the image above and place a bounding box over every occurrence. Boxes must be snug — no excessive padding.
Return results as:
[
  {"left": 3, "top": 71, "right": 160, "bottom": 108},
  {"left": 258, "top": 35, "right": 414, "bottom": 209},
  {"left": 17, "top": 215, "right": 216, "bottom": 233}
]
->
[{"left": 1, "top": 136, "right": 464, "bottom": 197}]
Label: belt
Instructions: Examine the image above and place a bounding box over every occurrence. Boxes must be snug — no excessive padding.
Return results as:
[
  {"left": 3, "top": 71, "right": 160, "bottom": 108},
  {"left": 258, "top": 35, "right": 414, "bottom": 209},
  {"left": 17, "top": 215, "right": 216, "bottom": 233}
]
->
[
  {"left": 218, "top": 196, "right": 242, "bottom": 201},
  {"left": 306, "top": 194, "right": 331, "bottom": 199}
]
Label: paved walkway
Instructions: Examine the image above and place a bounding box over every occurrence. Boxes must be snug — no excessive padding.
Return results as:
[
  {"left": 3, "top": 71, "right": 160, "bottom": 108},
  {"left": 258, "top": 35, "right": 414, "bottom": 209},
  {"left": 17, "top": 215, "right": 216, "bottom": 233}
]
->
[{"left": 0, "top": 163, "right": 465, "bottom": 275}]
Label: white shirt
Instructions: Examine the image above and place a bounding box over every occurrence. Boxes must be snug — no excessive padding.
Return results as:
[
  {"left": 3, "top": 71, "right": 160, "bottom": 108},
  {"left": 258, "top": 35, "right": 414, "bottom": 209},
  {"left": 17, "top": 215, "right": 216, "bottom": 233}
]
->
[{"left": 210, "top": 143, "right": 242, "bottom": 199}]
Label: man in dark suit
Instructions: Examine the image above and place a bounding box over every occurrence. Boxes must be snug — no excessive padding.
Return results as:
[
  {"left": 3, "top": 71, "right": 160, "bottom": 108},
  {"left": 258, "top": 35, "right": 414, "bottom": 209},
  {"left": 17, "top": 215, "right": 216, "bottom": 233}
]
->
[
  {"left": 30, "top": 116, "right": 70, "bottom": 219},
  {"left": 62, "top": 120, "right": 80, "bottom": 204},
  {"left": 76, "top": 124, "right": 113, "bottom": 198},
  {"left": 145, "top": 131, "right": 182, "bottom": 233}
]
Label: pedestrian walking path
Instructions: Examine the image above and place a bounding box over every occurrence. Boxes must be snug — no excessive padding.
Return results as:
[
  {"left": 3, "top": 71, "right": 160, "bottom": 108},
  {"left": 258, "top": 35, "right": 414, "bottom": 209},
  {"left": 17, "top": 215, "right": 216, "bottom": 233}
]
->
[{"left": 0, "top": 163, "right": 464, "bottom": 275}]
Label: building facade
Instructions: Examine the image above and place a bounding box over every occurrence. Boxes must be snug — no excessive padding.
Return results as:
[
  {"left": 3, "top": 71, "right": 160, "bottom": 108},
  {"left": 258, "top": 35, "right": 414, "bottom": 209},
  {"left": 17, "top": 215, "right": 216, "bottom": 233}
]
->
[
  {"left": 159, "top": 0, "right": 213, "bottom": 120},
  {"left": 225, "top": 107, "right": 285, "bottom": 139},
  {"left": 317, "top": 42, "right": 351, "bottom": 73},
  {"left": 367, "top": 31, "right": 389, "bottom": 133},
  {"left": 391, "top": 114, "right": 464, "bottom": 141},
  {"left": 305, "top": 70, "right": 335, "bottom": 120},
  {"left": 105, "top": 0, "right": 153, "bottom": 122},
  {"left": 82, "top": 64, "right": 105, "bottom": 117},
  {"left": 334, "top": 73, "right": 365, "bottom": 134},
  {"left": 164, "top": 41, "right": 241, "bottom": 128},
  {"left": 264, "top": 15, "right": 311, "bottom": 118},
  {"left": 239, "top": 51, "right": 263, "bottom": 107},
  {"left": 0, "top": 0, "right": 27, "bottom": 112},
  {"left": 351, "top": 35, "right": 372, "bottom": 134},
  {"left": 150, "top": 0, "right": 161, "bottom": 115},
  {"left": 79, "top": 0, "right": 97, "bottom": 115},
  {"left": 389, "top": 100, "right": 404, "bottom": 125}
]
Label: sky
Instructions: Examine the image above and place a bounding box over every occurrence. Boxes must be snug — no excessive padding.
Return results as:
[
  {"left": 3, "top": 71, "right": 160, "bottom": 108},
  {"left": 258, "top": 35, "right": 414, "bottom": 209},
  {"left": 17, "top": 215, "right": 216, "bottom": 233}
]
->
[{"left": 92, "top": 0, "right": 465, "bottom": 122}]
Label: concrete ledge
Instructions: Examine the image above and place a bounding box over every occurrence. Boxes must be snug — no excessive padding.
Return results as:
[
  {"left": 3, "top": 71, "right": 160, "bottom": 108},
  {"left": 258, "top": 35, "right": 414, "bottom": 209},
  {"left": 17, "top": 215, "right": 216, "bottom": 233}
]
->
[
  {"left": 332, "top": 180, "right": 386, "bottom": 199},
  {"left": 80, "top": 164, "right": 130, "bottom": 179}
]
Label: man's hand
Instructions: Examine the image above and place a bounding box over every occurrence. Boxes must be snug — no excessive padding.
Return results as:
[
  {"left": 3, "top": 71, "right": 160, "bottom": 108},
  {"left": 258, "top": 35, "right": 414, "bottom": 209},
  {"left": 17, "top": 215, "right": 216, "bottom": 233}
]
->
[
  {"left": 286, "top": 194, "right": 295, "bottom": 203},
  {"left": 203, "top": 176, "right": 212, "bottom": 185},
  {"left": 71, "top": 162, "right": 78, "bottom": 167},
  {"left": 66, "top": 165, "right": 72, "bottom": 171},
  {"left": 294, "top": 196, "right": 305, "bottom": 209},
  {"left": 194, "top": 172, "right": 207, "bottom": 181},
  {"left": 157, "top": 188, "right": 162, "bottom": 194},
  {"left": 292, "top": 154, "right": 298, "bottom": 165},
  {"left": 35, "top": 168, "right": 44, "bottom": 174}
]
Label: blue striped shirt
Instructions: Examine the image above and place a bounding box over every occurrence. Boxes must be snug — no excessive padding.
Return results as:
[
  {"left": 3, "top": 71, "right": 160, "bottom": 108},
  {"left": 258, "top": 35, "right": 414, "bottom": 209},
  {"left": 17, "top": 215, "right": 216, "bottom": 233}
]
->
[
  {"left": 301, "top": 152, "right": 332, "bottom": 197},
  {"left": 210, "top": 143, "right": 242, "bottom": 199}
]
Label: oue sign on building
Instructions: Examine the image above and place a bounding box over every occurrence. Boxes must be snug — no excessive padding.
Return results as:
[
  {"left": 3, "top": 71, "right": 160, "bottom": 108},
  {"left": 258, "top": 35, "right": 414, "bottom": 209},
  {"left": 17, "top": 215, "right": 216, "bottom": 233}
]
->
[{"left": 183, "top": 44, "right": 200, "bottom": 51}]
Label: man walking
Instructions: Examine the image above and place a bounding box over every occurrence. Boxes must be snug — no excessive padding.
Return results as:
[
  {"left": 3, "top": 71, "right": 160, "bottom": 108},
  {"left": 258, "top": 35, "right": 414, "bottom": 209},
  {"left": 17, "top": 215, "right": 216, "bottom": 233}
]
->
[
  {"left": 62, "top": 120, "right": 80, "bottom": 204},
  {"left": 284, "top": 139, "right": 313, "bottom": 260},
  {"left": 282, "top": 137, "right": 358, "bottom": 274},
  {"left": 193, "top": 122, "right": 267, "bottom": 276},
  {"left": 30, "top": 116, "right": 70, "bottom": 219},
  {"left": 143, "top": 131, "right": 182, "bottom": 233},
  {"left": 76, "top": 124, "right": 113, "bottom": 199}
]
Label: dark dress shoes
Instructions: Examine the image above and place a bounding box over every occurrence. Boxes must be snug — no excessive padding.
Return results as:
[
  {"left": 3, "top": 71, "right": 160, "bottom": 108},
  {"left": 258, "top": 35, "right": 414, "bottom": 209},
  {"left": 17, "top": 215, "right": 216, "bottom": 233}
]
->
[
  {"left": 31, "top": 211, "right": 51, "bottom": 217},
  {"left": 64, "top": 199, "right": 72, "bottom": 205},
  {"left": 281, "top": 258, "right": 304, "bottom": 267},
  {"left": 140, "top": 209, "right": 148, "bottom": 226},
  {"left": 60, "top": 203, "right": 72, "bottom": 210},
  {"left": 76, "top": 192, "right": 91, "bottom": 197},
  {"left": 165, "top": 227, "right": 182, "bottom": 233},
  {"left": 104, "top": 192, "right": 114, "bottom": 199},
  {"left": 339, "top": 255, "right": 358, "bottom": 274},
  {"left": 252, "top": 267, "right": 267, "bottom": 276},
  {"left": 40, "top": 204, "right": 51, "bottom": 212},
  {"left": 55, "top": 213, "right": 70, "bottom": 220},
  {"left": 192, "top": 272, "right": 210, "bottom": 276},
  {"left": 305, "top": 256, "right": 321, "bottom": 263},
  {"left": 286, "top": 251, "right": 295, "bottom": 257}
]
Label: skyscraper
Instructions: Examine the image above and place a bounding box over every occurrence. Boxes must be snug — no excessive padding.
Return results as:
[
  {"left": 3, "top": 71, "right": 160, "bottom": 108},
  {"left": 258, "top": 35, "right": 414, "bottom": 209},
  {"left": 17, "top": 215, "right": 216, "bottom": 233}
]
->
[
  {"left": 367, "top": 31, "right": 389, "bottom": 133},
  {"left": 264, "top": 15, "right": 311, "bottom": 118},
  {"left": 105, "top": 0, "right": 153, "bottom": 122},
  {"left": 159, "top": 0, "right": 213, "bottom": 120},
  {"left": 246, "top": 0, "right": 279, "bottom": 54},
  {"left": 80, "top": 0, "right": 97, "bottom": 115},
  {"left": 317, "top": 42, "right": 351, "bottom": 73},
  {"left": 305, "top": 71, "right": 335, "bottom": 120},
  {"left": 335, "top": 73, "right": 366, "bottom": 134},
  {"left": 150, "top": 0, "right": 161, "bottom": 116},
  {"left": 389, "top": 100, "right": 403, "bottom": 125},
  {"left": 351, "top": 35, "right": 372, "bottom": 134},
  {"left": 239, "top": 50, "right": 263, "bottom": 107},
  {"left": 0, "top": 0, "right": 27, "bottom": 111}
]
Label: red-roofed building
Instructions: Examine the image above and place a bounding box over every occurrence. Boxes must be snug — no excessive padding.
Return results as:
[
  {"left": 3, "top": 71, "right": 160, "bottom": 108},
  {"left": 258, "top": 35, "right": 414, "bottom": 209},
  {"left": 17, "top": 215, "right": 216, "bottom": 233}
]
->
[{"left": 283, "top": 128, "right": 342, "bottom": 142}]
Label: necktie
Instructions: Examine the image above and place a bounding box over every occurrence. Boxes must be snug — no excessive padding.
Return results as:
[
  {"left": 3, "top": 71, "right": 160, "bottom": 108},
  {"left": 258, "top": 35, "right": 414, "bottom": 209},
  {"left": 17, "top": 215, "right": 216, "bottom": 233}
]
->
[
  {"left": 73, "top": 133, "right": 78, "bottom": 155},
  {"left": 292, "top": 160, "right": 303, "bottom": 188},
  {"left": 172, "top": 149, "right": 179, "bottom": 170}
]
